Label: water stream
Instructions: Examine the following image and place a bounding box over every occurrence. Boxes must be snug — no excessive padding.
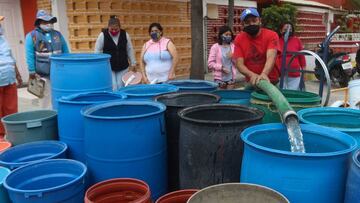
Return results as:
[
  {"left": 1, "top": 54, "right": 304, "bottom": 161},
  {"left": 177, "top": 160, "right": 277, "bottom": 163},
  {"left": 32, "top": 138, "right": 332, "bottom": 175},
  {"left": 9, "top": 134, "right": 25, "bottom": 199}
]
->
[{"left": 285, "top": 116, "right": 306, "bottom": 153}]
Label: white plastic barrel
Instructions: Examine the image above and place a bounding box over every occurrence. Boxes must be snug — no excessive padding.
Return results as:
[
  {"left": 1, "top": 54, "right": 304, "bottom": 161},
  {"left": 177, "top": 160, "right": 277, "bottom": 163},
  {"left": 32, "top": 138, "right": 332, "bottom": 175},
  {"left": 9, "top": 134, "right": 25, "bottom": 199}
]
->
[{"left": 349, "top": 79, "right": 360, "bottom": 109}]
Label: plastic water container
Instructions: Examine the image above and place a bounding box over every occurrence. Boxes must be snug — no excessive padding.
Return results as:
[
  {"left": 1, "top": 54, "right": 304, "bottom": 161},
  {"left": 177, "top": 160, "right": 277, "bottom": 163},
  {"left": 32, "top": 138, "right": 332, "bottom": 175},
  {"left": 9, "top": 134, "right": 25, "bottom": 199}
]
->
[
  {"left": 348, "top": 79, "right": 360, "bottom": 109},
  {"left": 250, "top": 89, "right": 321, "bottom": 123},
  {"left": 85, "top": 178, "right": 151, "bottom": 203},
  {"left": 345, "top": 149, "right": 360, "bottom": 203},
  {"left": 298, "top": 107, "right": 360, "bottom": 148},
  {"left": 155, "top": 92, "right": 220, "bottom": 191},
  {"left": 187, "top": 183, "right": 289, "bottom": 203},
  {"left": 156, "top": 189, "right": 198, "bottom": 203},
  {"left": 117, "top": 84, "right": 179, "bottom": 100},
  {"left": 1, "top": 110, "right": 58, "bottom": 146},
  {"left": 0, "top": 167, "right": 10, "bottom": 203},
  {"left": 178, "top": 104, "right": 263, "bottom": 189},
  {"left": 82, "top": 101, "right": 167, "bottom": 199},
  {"left": 50, "top": 53, "right": 113, "bottom": 109},
  {"left": 241, "top": 123, "right": 357, "bottom": 203},
  {"left": 212, "top": 90, "right": 252, "bottom": 105},
  {"left": 58, "top": 91, "right": 126, "bottom": 162},
  {"left": 4, "top": 159, "right": 87, "bottom": 203},
  {"left": 0, "top": 141, "right": 67, "bottom": 170},
  {"left": 166, "top": 79, "right": 218, "bottom": 92}
]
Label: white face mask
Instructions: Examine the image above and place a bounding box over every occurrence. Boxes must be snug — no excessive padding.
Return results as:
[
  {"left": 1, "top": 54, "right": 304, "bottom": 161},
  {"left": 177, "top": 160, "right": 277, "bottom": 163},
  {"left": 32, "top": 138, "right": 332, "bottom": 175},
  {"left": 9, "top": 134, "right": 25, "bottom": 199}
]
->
[{"left": 40, "top": 24, "right": 53, "bottom": 32}]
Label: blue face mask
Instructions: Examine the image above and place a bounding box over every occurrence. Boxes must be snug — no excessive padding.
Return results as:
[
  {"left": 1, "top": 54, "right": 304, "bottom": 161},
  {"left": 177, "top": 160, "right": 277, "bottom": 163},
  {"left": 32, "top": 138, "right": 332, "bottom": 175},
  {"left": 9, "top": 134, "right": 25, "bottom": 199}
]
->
[
  {"left": 151, "top": 32, "right": 160, "bottom": 41},
  {"left": 222, "top": 35, "right": 232, "bottom": 44}
]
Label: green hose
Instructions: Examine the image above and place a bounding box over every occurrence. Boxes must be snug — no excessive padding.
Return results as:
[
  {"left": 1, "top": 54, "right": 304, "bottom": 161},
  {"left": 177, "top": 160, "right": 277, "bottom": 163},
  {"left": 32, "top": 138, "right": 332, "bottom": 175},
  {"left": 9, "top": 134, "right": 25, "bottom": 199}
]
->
[{"left": 256, "top": 80, "right": 298, "bottom": 123}]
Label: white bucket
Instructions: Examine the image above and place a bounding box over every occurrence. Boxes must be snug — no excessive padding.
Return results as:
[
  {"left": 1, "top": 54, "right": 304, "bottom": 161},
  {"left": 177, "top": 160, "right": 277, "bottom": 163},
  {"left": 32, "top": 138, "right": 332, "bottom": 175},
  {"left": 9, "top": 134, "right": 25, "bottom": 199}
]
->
[
  {"left": 349, "top": 79, "right": 360, "bottom": 109},
  {"left": 330, "top": 100, "right": 350, "bottom": 107}
]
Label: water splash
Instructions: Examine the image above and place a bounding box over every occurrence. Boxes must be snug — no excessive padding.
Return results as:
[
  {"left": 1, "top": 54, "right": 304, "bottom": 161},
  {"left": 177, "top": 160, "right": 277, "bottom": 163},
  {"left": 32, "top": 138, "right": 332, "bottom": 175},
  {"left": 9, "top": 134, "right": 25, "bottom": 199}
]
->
[{"left": 285, "top": 116, "right": 306, "bottom": 153}]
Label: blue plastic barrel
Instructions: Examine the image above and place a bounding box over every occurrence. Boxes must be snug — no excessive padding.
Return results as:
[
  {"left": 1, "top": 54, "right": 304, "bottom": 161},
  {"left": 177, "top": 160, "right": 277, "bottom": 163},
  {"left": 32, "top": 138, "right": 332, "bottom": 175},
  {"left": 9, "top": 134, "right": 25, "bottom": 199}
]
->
[
  {"left": 298, "top": 107, "right": 360, "bottom": 148},
  {"left": 117, "top": 84, "right": 179, "bottom": 100},
  {"left": 212, "top": 90, "right": 252, "bottom": 105},
  {"left": 345, "top": 149, "right": 360, "bottom": 203},
  {"left": 50, "top": 53, "right": 112, "bottom": 109},
  {"left": 240, "top": 124, "right": 357, "bottom": 203},
  {"left": 0, "top": 141, "right": 67, "bottom": 170},
  {"left": 4, "top": 159, "right": 87, "bottom": 203},
  {"left": 166, "top": 79, "right": 218, "bottom": 92},
  {"left": 0, "top": 167, "right": 10, "bottom": 203},
  {"left": 58, "top": 91, "right": 126, "bottom": 163},
  {"left": 82, "top": 101, "right": 167, "bottom": 199}
]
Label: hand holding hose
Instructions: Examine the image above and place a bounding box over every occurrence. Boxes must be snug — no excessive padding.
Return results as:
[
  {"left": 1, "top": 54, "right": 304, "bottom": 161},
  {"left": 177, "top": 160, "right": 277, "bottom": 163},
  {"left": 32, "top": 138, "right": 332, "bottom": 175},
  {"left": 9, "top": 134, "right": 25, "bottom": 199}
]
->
[
  {"left": 250, "top": 72, "right": 270, "bottom": 86},
  {"left": 257, "top": 72, "right": 270, "bottom": 84}
]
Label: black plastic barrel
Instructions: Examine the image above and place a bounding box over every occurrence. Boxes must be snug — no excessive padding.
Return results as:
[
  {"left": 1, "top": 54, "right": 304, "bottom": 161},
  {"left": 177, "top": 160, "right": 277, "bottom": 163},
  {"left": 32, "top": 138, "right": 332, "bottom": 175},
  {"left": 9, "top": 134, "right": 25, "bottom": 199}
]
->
[
  {"left": 178, "top": 104, "right": 263, "bottom": 189},
  {"left": 155, "top": 92, "right": 220, "bottom": 191}
]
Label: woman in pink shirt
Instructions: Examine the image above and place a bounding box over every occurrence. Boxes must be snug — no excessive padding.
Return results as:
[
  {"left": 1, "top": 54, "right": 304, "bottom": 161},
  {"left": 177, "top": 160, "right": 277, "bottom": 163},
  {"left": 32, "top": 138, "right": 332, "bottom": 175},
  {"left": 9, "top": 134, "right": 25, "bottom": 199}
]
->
[
  {"left": 208, "top": 25, "right": 237, "bottom": 89},
  {"left": 140, "top": 23, "right": 178, "bottom": 84}
]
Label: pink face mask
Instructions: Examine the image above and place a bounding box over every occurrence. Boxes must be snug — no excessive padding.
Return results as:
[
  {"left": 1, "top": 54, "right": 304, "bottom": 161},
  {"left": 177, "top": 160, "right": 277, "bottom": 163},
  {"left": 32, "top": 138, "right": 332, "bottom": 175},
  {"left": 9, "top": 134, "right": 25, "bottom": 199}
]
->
[{"left": 110, "top": 30, "right": 119, "bottom": 36}]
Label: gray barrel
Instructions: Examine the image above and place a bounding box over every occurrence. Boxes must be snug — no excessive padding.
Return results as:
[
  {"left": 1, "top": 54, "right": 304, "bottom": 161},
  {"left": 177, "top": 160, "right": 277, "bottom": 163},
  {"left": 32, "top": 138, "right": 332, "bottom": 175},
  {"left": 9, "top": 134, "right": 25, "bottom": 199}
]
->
[
  {"left": 2, "top": 110, "right": 58, "bottom": 146},
  {"left": 187, "top": 183, "right": 289, "bottom": 203}
]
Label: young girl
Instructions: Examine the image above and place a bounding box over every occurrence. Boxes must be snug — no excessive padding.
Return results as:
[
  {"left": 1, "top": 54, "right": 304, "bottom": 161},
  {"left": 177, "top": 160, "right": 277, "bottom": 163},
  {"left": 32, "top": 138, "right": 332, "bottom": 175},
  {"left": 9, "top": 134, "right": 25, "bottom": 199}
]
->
[{"left": 208, "top": 25, "right": 237, "bottom": 89}]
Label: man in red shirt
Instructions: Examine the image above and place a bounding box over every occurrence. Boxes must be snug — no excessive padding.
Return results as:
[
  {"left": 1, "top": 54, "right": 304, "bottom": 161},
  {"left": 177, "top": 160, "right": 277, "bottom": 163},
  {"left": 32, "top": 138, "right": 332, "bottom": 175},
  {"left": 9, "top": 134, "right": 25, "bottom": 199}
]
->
[{"left": 234, "top": 8, "right": 280, "bottom": 85}]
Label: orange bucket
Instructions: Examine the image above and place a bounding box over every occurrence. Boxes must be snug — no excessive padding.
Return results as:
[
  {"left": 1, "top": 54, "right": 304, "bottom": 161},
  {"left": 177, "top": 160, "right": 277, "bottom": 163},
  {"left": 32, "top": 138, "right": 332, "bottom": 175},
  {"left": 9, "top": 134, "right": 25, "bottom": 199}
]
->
[
  {"left": 156, "top": 189, "right": 198, "bottom": 203},
  {"left": 0, "top": 141, "right": 11, "bottom": 153},
  {"left": 85, "top": 178, "right": 151, "bottom": 203}
]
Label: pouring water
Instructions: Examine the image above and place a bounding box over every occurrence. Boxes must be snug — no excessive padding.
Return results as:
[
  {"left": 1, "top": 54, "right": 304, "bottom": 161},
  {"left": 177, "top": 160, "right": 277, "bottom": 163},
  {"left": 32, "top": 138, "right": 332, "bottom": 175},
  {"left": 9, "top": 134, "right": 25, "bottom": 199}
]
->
[{"left": 285, "top": 116, "right": 306, "bottom": 153}]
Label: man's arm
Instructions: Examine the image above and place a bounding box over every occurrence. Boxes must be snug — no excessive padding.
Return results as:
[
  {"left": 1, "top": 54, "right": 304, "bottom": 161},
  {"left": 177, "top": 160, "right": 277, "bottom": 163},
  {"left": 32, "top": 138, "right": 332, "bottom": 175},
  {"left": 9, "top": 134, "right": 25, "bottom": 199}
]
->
[
  {"left": 261, "top": 48, "right": 277, "bottom": 75},
  {"left": 126, "top": 33, "right": 137, "bottom": 67},
  {"left": 94, "top": 32, "right": 104, "bottom": 53},
  {"left": 236, "top": 57, "right": 258, "bottom": 85},
  {"left": 257, "top": 48, "right": 277, "bottom": 84},
  {"left": 236, "top": 57, "right": 254, "bottom": 78}
]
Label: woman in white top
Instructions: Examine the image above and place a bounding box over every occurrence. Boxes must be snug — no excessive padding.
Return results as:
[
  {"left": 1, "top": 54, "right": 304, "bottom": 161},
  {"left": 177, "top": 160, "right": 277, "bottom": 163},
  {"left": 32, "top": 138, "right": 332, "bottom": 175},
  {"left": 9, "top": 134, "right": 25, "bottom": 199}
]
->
[{"left": 140, "top": 23, "right": 178, "bottom": 84}]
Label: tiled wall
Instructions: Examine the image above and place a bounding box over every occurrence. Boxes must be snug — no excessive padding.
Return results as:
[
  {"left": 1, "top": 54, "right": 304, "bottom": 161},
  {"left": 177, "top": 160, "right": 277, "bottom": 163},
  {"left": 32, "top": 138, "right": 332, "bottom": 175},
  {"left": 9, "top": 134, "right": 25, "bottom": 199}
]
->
[
  {"left": 37, "top": 0, "right": 52, "bottom": 13},
  {"left": 65, "top": 0, "right": 191, "bottom": 77}
]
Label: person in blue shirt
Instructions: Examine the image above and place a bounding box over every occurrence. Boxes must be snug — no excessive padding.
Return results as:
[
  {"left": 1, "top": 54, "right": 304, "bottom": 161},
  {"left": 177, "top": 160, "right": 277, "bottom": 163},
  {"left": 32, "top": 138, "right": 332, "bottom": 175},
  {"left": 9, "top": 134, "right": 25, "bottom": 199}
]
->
[
  {"left": 25, "top": 10, "right": 69, "bottom": 109},
  {"left": 0, "top": 15, "right": 22, "bottom": 140}
]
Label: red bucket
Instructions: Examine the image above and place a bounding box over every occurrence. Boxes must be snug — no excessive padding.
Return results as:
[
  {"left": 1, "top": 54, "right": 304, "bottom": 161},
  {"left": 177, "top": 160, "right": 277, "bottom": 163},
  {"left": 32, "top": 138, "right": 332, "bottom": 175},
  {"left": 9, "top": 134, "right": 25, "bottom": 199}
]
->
[
  {"left": 84, "top": 178, "right": 151, "bottom": 203},
  {"left": 156, "top": 189, "right": 198, "bottom": 203}
]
